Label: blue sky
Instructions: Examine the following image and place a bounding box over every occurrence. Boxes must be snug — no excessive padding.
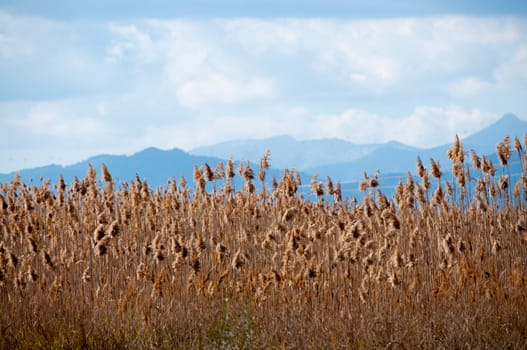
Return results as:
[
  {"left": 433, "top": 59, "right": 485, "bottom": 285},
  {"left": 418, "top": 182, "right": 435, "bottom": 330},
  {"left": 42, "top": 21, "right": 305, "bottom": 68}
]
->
[{"left": 1, "top": 1, "right": 527, "bottom": 172}]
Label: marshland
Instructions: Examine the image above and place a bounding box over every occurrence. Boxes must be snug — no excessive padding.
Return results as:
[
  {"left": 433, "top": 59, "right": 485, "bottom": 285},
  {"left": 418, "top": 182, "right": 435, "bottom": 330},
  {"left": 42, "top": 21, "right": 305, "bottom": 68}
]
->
[{"left": 1, "top": 135, "right": 526, "bottom": 349}]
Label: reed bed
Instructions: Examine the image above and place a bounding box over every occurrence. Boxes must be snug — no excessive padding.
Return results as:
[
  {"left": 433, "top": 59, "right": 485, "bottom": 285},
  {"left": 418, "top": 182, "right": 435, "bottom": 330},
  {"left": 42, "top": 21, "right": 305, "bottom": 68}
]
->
[{"left": 1, "top": 135, "right": 526, "bottom": 349}]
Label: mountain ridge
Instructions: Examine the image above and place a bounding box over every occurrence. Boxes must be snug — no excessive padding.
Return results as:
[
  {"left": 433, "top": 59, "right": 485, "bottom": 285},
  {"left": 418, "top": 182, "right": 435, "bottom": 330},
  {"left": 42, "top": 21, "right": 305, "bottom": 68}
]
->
[
  {"left": 190, "top": 135, "right": 381, "bottom": 170},
  {"left": 1, "top": 113, "right": 525, "bottom": 189},
  {"left": 190, "top": 113, "right": 526, "bottom": 180}
]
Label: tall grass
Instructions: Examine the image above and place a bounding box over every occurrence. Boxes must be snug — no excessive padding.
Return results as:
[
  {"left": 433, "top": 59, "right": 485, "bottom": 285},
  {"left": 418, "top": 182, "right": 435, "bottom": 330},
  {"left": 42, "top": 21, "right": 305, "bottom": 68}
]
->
[{"left": 1, "top": 135, "right": 526, "bottom": 349}]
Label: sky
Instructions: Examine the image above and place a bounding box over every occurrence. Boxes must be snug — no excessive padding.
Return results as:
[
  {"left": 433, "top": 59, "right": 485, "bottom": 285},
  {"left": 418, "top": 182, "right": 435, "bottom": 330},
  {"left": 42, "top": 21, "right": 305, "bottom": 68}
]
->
[{"left": 1, "top": 1, "right": 527, "bottom": 173}]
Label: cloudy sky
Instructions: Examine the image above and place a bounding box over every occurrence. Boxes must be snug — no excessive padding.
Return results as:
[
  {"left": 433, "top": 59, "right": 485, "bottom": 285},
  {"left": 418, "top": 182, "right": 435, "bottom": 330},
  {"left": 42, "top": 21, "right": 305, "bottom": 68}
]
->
[{"left": 1, "top": 1, "right": 527, "bottom": 173}]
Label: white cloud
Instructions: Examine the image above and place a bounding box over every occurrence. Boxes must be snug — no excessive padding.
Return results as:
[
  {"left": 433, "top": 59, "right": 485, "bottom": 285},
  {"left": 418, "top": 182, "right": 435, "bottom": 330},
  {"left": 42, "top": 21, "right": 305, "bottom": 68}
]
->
[
  {"left": 287, "top": 107, "right": 308, "bottom": 118},
  {"left": 107, "top": 24, "right": 157, "bottom": 63},
  {"left": 137, "top": 113, "right": 279, "bottom": 151},
  {"left": 1, "top": 12, "right": 527, "bottom": 172},
  {"left": 0, "top": 32, "right": 32, "bottom": 59},
  {"left": 176, "top": 75, "right": 274, "bottom": 108},
  {"left": 107, "top": 20, "right": 277, "bottom": 108},
  {"left": 219, "top": 16, "right": 527, "bottom": 92},
  {"left": 305, "top": 106, "right": 498, "bottom": 147},
  {"left": 220, "top": 18, "right": 404, "bottom": 91},
  {"left": 446, "top": 77, "right": 492, "bottom": 97},
  {"left": 5, "top": 101, "right": 106, "bottom": 136},
  {"left": 494, "top": 44, "right": 527, "bottom": 88},
  {"left": 136, "top": 105, "right": 500, "bottom": 151},
  {"left": 102, "top": 16, "right": 527, "bottom": 103},
  {"left": 221, "top": 18, "right": 301, "bottom": 56}
]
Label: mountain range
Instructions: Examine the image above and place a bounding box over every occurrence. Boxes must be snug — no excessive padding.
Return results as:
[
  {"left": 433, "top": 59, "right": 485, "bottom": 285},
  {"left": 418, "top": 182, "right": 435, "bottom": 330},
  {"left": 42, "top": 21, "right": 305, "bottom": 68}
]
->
[
  {"left": 191, "top": 136, "right": 380, "bottom": 171},
  {"left": 1, "top": 113, "right": 525, "bottom": 199},
  {"left": 191, "top": 113, "right": 526, "bottom": 181}
]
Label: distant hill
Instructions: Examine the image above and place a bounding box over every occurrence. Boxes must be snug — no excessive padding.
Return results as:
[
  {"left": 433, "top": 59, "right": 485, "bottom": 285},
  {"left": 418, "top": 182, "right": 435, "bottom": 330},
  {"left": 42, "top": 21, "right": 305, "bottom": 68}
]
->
[
  {"left": 418, "top": 113, "right": 527, "bottom": 167},
  {"left": 0, "top": 147, "right": 306, "bottom": 190},
  {"left": 1, "top": 114, "right": 524, "bottom": 197},
  {"left": 0, "top": 147, "right": 215, "bottom": 187},
  {"left": 305, "top": 142, "right": 421, "bottom": 182},
  {"left": 190, "top": 135, "right": 379, "bottom": 171},
  {"left": 463, "top": 113, "right": 526, "bottom": 155},
  {"left": 190, "top": 114, "right": 525, "bottom": 182},
  {"left": 305, "top": 113, "right": 526, "bottom": 182}
]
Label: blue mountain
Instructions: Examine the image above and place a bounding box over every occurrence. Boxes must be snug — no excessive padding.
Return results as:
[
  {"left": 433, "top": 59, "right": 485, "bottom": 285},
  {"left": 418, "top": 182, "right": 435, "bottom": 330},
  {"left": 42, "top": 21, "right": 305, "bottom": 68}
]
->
[
  {"left": 0, "top": 114, "right": 524, "bottom": 196},
  {"left": 0, "top": 147, "right": 215, "bottom": 187},
  {"left": 190, "top": 114, "right": 525, "bottom": 182},
  {"left": 304, "top": 114, "right": 526, "bottom": 182},
  {"left": 190, "top": 135, "right": 378, "bottom": 170}
]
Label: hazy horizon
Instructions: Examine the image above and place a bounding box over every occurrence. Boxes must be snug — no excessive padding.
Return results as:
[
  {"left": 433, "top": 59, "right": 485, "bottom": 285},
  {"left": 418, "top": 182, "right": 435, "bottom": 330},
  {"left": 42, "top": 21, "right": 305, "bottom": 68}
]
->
[{"left": 1, "top": 1, "right": 527, "bottom": 173}]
